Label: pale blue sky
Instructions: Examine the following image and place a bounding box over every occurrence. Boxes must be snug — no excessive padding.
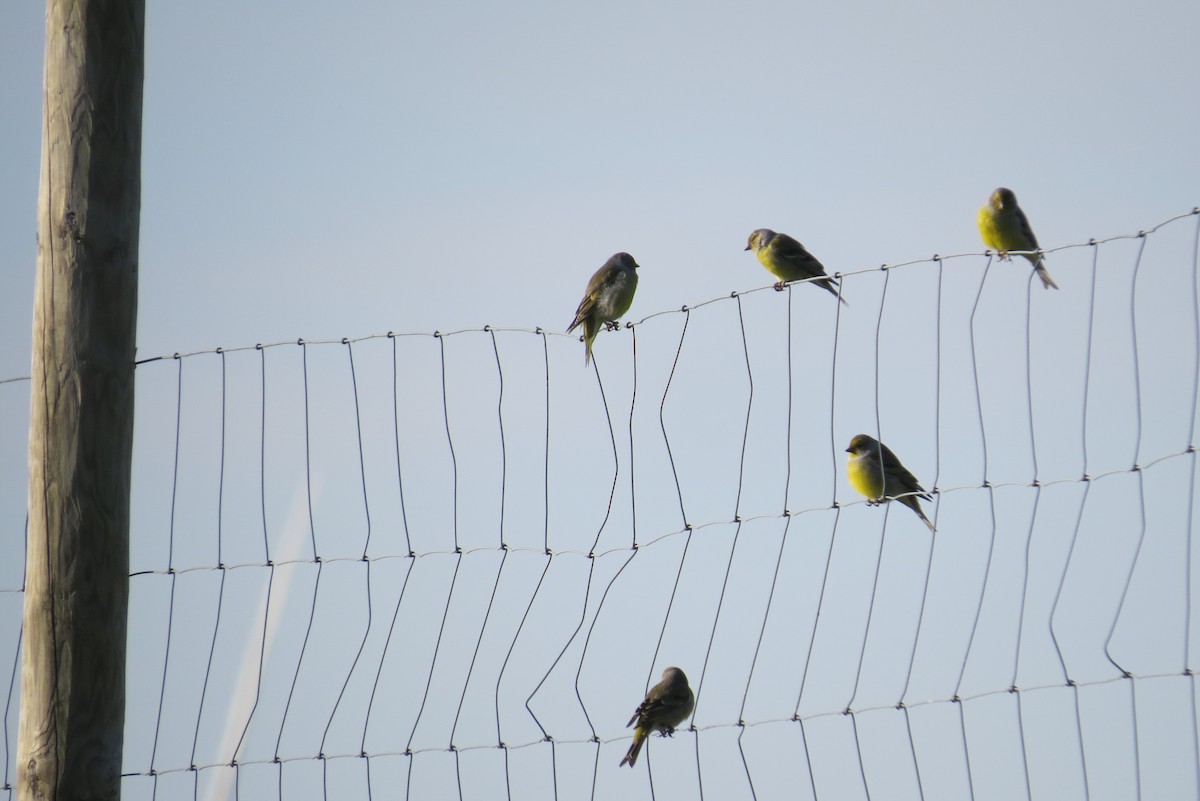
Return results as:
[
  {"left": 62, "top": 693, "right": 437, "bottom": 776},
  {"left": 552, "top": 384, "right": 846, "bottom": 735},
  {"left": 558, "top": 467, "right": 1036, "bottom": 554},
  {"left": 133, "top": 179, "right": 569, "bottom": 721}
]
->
[
  {"left": 1, "top": 1, "right": 1198, "bottom": 799},
  {"left": 3, "top": 0, "right": 1199, "bottom": 362}
]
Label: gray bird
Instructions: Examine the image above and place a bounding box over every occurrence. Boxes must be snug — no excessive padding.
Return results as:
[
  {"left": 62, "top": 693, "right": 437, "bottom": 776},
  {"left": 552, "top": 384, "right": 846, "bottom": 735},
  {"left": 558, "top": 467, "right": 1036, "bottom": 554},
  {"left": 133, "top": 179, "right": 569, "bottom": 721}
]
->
[
  {"left": 620, "top": 666, "right": 695, "bottom": 767},
  {"left": 567, "top": 252, "right": 640, "bottom": 366}
]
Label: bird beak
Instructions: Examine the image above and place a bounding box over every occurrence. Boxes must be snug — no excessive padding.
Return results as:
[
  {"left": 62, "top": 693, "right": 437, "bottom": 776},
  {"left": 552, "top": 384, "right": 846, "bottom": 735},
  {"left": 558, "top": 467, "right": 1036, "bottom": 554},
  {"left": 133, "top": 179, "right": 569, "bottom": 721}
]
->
[
  {"left": 743, "top": 245, "right": 751, "bottom": 251},
  {"left": 844, "top": 446, "right": 853, "bottom": 453}
]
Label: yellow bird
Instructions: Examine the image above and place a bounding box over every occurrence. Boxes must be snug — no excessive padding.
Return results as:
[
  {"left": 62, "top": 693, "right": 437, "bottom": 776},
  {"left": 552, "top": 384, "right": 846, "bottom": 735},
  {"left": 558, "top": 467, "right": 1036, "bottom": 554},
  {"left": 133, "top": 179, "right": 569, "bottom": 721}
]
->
[
  {"left": 619, "top": 666, "right": 694, "bottom": 767},
  {"left": 567, "top": 252, "right": 640, "bottom": 366},
  {"left": 977, "top": 187, "right": 1059, "bottom": 290},
  {"left": 745, "top": 228, "right": 847, "bottom": 303},
  {"left": 845, "top": 434, "right": 935, "bottom": 532}
]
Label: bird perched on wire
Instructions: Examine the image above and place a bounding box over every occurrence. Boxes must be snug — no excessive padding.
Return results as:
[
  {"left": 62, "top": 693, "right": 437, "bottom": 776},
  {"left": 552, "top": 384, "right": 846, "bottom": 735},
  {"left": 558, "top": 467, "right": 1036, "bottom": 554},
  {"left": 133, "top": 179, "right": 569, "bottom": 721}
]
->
[
  {"left": 619, "top": 666, "right": 694, "bottom": 767},
  {"left": 977, "top": 187, "right": 1059, "bottom": 290},
  {"left": 845, "top": 433, "right": 936, "bottom": 532},
  {"left": 745, "top": 228, "right": 846, "bottom": 302},
  {"left": 567, "top": 252, "right": 640, "bottom": 366}
]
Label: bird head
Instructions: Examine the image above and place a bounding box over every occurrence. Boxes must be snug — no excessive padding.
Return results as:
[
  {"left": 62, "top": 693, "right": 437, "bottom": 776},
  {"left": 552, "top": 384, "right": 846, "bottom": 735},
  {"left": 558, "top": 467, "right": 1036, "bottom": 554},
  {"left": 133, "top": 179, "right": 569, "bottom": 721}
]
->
[
  {"left": 662, "top": 666, "right": 688, "bottom": 684},
  {"left": 846, "top": 433, "right": 878, "bottom": 455},
  {"left": 610, "top": 252, "right": 639, "bottom": 271},
  {"left": 745, "top": 228, "right": 774, "bottom": 253},
  {"left": 990, "top": 187, "right": 1017, "bottom": 211}
]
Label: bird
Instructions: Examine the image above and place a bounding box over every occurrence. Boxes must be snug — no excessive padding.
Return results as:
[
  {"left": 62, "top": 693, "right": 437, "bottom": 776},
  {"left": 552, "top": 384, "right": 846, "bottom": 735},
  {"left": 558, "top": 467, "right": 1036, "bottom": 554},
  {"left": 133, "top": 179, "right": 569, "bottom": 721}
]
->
[
  {"left": 845, "top": 433, "right": 935, "bottom": 532},
  {"left": 745, "top": 228, "right": 846, "bottom": 302},
  {"left": 977, "top": 187, "right": 1059, "bottom": 290},
  {"left": 567, "top": 252, "right": 640, "bottom": 366},
  {"left": 619, "top": 666, "right": 695, "bottom": 767}
]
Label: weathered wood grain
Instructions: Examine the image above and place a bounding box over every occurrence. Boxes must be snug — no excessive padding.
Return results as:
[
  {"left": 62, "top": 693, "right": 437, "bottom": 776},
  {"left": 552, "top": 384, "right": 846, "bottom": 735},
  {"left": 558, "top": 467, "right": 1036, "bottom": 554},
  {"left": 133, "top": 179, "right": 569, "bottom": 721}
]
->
[{"left": 20, "top": 1, "right": 144, "bottom": 798}]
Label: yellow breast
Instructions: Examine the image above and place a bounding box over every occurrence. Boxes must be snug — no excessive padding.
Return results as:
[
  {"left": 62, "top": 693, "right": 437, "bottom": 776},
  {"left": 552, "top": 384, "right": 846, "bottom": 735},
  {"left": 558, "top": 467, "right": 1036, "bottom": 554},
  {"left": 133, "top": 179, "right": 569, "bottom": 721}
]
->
[
  {"left": 978, "top": 205, "right": 1001, "bottom": 251},
  {"left": 756, "top": 248, "right": 792, "bottom": 281},
  {"left": 847, "top": 454, "right": 886, "bottom": 501}
]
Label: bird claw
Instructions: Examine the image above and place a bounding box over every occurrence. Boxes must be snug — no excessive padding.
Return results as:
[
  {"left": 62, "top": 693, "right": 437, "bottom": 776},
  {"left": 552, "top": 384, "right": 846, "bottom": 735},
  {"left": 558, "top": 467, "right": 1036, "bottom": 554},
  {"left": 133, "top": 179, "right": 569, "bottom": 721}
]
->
[
  {"left": 773, "top": 281, "right": 786, "bottom": 291},
  {"left": 604, "top": 320, "right": 620, "bottom": 331},
  {"left": 660, "top": 727, "right": 676, "bottom": 738}
]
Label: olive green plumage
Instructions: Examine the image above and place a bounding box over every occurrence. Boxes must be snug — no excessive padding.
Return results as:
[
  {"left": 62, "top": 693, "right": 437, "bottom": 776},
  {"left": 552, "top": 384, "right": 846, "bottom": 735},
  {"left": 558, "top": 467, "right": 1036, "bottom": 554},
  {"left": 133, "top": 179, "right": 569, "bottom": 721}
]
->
[{"left": 567, "top": 252, "right": 640, "bottom": 366}]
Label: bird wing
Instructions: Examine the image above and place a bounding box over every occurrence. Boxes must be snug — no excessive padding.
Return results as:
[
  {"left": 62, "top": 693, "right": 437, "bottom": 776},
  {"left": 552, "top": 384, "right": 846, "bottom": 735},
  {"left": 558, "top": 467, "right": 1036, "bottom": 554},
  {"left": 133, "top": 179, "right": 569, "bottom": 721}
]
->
[
  {"left": 566, "top": 291, "right": 595, "bottom": 330},
  {"left": 629, "top": 684, "right": 691, "bottom": 727},
  {"left": 645, "top": 689, "right": 690, "bottom": 724},
  {"left": 1011, "top": 205, "right": 1040, "bottom": 250},
  {"left": 771, "top": 234, "right": 828, "bottom": 278},
  {"left": 879, "top": 441, "right": 930, "bottom": 500},
  {"left": 568, "top": 266, "right": 616, "bottom": 331},
  {"left": 568, "top": 291, "right": 596, "bottom": 333}
]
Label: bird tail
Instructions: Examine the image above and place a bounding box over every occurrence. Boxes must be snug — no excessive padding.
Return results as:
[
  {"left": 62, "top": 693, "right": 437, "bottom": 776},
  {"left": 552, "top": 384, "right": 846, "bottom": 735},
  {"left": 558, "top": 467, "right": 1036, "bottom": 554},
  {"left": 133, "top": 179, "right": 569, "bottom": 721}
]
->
[
  {"left": 1026, "top": 254, "right": 1059, "bottom": 290},
  {"left": 579, "top": 320, "right": 599, "bottom": 367},
  {"left": 818, "top": 278, "right": 849, "bottom": 306},
  {"left": 620, "top": 728, "right": 647, "bottom": 767},
  {"left": 901, "top": 495, "right": 936, "bottom": 533},
  {"left": 1036, "top": 263, "right": 1059, "bottom": 290}
]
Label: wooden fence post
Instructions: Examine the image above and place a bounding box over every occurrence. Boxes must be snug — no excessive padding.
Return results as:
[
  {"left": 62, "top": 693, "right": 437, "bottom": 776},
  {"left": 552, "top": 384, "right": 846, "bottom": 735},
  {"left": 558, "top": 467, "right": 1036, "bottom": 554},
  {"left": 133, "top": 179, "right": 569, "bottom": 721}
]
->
[{"left": 19, "top": 0, "right": 144, "bottom": 797}]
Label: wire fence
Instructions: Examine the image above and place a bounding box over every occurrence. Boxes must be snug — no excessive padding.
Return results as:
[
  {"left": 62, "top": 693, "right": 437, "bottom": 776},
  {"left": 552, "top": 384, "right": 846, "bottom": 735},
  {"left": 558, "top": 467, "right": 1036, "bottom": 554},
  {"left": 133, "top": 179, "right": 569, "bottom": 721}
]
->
[{"left": 2, "top": 208, "right": 1199, "bottom": 800}]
